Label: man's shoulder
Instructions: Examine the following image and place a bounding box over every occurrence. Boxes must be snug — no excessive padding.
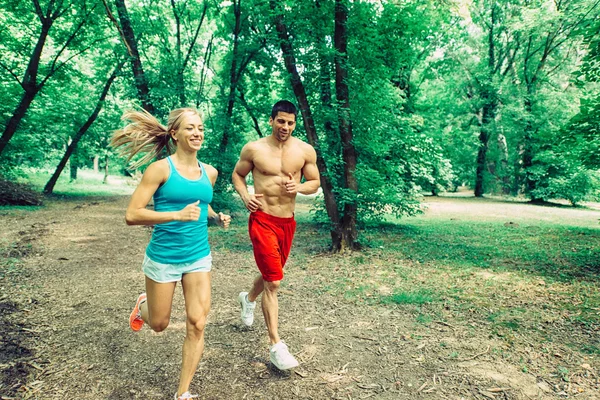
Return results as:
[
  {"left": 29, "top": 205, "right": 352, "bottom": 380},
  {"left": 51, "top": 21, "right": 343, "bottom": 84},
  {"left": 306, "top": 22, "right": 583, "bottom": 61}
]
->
[
  {"left": 294, "top": 137, "right": 316, "bottom": 155},
  {"left": 244, "top": 138, "right": 268, "bottom": 151}
]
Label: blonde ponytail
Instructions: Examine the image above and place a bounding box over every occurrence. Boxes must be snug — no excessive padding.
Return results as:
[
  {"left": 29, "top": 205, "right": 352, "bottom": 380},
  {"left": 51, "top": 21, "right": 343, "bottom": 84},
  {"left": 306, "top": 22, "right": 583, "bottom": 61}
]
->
[
  {"left": 111, "top": 109, "right": 174, "bottom": 169},
  {"left": 111, "top": 107, "right": 201, "bottom": 169}
]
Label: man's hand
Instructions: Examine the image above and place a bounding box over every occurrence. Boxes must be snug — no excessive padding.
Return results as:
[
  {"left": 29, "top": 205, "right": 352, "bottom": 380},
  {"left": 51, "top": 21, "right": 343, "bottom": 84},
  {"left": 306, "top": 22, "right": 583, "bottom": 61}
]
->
[
  {"left": 177, "top": 200, "right": 201, "bottom": 221},
  {"left": 216, "top": 212, "right": 231, "bottom": 229},
  {"left": 244, "top": 194, "right": 263, "bottom": 212},
  {"left": 284, "top": 172, "right": 297, "bottom": 194}
]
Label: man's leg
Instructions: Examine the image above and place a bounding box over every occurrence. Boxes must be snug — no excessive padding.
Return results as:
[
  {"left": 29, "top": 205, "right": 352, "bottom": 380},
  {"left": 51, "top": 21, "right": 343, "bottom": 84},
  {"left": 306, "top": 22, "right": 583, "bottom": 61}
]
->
[
  {"left": 247, "top": 274, "right": 264, "bottom": 302},
  {"left": 178, "top": 272, "right": 211, "bottom": 397},
  {"left": 261, "top": 279, "right": 280, "bottom": 345}
]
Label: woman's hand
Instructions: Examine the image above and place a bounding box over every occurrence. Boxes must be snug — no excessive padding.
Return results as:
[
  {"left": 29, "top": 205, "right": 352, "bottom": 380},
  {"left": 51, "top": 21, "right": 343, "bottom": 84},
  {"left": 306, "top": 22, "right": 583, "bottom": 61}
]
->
[
  {"left": 215, "top": 212, "right": 231, "bottom": 229},
  {"left": 177, "top": 201, "right": 201, "bottom": 221}
]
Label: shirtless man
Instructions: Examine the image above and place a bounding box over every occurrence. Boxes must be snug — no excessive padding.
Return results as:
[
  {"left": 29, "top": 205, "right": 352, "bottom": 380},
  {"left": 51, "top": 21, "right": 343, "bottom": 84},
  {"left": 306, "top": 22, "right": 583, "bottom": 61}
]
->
[{"left": 232, "top": 100, "right": 321, "bottom": 370}]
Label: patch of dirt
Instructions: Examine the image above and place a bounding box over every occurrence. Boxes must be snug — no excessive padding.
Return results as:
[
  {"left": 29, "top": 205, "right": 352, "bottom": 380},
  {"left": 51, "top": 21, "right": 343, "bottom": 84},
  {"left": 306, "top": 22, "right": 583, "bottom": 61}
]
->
[{"left": 0, "top": 196, "right": 598, "bottom": 399}]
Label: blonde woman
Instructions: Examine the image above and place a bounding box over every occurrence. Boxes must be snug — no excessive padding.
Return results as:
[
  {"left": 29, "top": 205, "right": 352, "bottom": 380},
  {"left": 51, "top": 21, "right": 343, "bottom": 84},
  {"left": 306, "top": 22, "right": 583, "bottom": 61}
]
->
[{"left": 112, "top": 108, "right": 231, "bottom": 400}]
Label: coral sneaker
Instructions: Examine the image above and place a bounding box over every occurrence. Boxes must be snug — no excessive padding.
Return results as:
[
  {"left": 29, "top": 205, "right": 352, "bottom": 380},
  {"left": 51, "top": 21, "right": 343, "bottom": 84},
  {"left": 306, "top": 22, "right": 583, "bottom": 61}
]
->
[{"left": 129, "top": 293, "right": 147, "bottom": 332}]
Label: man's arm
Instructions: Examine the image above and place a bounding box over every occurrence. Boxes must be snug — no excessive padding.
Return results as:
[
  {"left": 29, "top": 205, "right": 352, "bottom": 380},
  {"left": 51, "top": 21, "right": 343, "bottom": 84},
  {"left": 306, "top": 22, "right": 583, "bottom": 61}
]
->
[
  {"left": 298, "top": 146, "right": 321, "bottom": 195},
  {"left": 232, "top": 143, "right": 264, "bottom": 212}
]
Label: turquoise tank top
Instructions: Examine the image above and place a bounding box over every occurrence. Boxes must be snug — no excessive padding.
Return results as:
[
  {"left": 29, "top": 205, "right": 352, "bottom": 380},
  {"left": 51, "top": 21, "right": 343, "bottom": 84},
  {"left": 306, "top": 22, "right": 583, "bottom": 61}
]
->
[{"left": 145, "top": 156, "right": 213, "bottom": 263}]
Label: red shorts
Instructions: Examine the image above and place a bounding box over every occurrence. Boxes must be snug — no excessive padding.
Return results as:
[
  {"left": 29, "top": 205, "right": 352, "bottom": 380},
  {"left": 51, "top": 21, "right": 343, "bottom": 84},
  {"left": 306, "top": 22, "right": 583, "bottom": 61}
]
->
[{"left": 248, "top": 210, "right": 296, "bottom": 282}]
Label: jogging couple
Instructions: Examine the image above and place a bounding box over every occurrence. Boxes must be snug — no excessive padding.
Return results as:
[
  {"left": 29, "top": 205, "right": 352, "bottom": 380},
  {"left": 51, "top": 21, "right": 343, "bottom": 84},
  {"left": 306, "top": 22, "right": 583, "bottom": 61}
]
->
[{"left": 112, "top": 100, "right": 320, "bottom": 400}]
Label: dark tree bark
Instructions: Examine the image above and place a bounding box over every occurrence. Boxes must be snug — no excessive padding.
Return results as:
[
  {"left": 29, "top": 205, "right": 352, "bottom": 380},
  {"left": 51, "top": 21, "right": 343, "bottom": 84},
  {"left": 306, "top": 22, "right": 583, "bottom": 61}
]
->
[
  {"left": 113, "top": 0, "right": 154, "bottom": 114},
  {"left": 474, "top": 96, "right": 497, "bottom": 197},
  {"left": 1, "top": 2, "right": 95, "bottom": 156},
  {"left": 238, "top": 88, "right": 263, "bottom": 137},
  {"left": 334, "top": 0, "right": 359, "bottom": 251},
  {"left": 270, "top": 0, "right": 343, "bottom": 250},
  {"left": 170, "top": 0, "right": 208, "bottom": 106},
  {"left": 103, "top": 155, "right": 110, "bottom": 184},
  {"left": 44, "top": 63, "right": 123, "bottom": 194},
  {"left": 219, "top": 0, "right": 243, "bottom": 157}
]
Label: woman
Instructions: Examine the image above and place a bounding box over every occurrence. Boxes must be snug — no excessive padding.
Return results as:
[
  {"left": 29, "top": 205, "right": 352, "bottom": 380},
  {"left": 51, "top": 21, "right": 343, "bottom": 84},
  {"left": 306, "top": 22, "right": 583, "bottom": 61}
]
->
[{"left": 111, "top": 108, "right": 231, "bottom": 400}]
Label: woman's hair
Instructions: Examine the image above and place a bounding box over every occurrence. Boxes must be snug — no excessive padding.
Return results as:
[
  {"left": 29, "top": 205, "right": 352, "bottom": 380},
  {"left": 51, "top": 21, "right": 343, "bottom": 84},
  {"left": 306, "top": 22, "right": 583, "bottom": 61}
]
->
[{"left": 111, "top": 108, "right": 200, "bottom": 169}]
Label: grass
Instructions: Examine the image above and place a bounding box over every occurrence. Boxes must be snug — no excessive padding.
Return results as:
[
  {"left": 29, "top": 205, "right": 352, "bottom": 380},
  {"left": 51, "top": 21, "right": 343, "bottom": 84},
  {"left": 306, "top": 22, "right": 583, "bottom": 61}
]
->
[
  {"left": 3, "top": 173, "right": 599, "bottom": 356},
  {"left": 21, "top": 168, "right": 135, "bottom": 197}
]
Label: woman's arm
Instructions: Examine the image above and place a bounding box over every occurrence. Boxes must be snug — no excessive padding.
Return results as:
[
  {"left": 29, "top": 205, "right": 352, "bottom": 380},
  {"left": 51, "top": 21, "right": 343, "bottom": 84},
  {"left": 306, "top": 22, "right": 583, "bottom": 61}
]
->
[{"left": 125, "top": 161, "right": 200, "bottom": 225}]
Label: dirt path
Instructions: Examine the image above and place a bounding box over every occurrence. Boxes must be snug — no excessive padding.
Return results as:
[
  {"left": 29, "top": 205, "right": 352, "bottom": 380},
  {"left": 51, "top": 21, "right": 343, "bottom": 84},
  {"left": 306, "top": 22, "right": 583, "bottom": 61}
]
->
[{"left": 1, "top": 196, "right": 598, "bottom": 399}]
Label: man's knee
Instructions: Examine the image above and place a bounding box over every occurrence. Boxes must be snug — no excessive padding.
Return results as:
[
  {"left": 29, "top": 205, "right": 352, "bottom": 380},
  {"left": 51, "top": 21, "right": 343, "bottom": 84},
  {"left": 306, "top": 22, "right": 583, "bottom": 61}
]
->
[{"left": 264, "top": 280, "right": 280, "bottom": 292}]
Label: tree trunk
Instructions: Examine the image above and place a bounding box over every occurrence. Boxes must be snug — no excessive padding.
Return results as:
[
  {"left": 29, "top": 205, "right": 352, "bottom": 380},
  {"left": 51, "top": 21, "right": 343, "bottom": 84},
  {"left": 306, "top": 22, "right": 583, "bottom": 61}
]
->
[
  {"left": 0, "top": 22, "right": 52, "bottom": 156},
  {"left": 334, "top": 0, "right": 359, "bottom": 251},
  {"left": 70, "top": 162, "right": 78, "bottom": 181},
  {"left": 114, "top": 0, "right": 154, "bottom": 114},
  {"left": 103, "top": 155, "right": 109, "bottom": 184},
  {"left": 219, "top": 0, "right": 243, "bottom": 158},
  {"left": 522, "top": 94, "right": 544, "bottom": 202},
  {"left": 474, "top": 100, "right": 496, "bottom": 197},
  {"left": 44, "top": 64, "right": 122, "bottom": 194},
  {"left": 0, "top": 90, "right": 38, "bottom": 156},
  {"left": 270, "top": 0, "right": 343, "bottom": 250},
  {"left": 497, "top": 132, "right": 510, "bottom": 194},
  {"left": 93, "top": 155, "right": 100, "bottom": 173}
]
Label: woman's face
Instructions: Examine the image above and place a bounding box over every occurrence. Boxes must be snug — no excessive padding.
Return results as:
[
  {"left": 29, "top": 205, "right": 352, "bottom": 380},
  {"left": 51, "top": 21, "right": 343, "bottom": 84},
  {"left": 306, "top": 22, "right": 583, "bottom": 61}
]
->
[{"left": 173, "top": 113, "right": 204, "bottom": 151}]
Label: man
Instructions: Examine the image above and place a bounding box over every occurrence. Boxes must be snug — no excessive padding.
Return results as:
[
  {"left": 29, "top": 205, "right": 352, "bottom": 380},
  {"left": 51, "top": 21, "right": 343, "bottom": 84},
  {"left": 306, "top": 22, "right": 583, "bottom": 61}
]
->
[{"left": 232, "top": 100, "right": 320, "bottom": 370}]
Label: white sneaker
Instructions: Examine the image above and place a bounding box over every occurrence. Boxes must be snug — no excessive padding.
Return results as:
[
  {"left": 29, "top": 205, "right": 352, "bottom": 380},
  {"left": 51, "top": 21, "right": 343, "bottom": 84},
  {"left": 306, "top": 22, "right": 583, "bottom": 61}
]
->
[
  {"left": 174, "top": 392, "right": 197, "bottom": 400},
  {"left": 270, "top": 341, "right": 299, "bottom": 370},
  {"left": 238, "top": 292, "right": 256, "bottom": 327}
]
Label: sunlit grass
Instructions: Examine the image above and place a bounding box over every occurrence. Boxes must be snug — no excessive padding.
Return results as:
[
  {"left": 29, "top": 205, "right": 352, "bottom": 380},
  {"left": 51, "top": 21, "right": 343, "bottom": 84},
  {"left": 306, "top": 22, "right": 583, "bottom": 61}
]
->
[{"left": 22, "top": 168, "right": 135, "bottom": 197}]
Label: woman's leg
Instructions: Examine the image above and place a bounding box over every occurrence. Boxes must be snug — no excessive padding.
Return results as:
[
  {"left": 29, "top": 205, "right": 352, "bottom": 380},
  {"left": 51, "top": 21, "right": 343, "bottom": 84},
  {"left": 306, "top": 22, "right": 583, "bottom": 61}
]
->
[
  {"left": 177, "top": 271, "right": 211, "bottom": 396},
  {"left": 141, "top": 276, "right": 176, "bottom": 332}
]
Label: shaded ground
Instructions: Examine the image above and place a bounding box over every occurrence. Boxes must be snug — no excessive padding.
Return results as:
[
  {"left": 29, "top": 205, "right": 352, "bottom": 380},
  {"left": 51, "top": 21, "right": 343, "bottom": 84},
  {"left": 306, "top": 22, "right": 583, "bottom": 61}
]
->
[{"left": 0, "top": 195, "right": 599, "bottom": 399}]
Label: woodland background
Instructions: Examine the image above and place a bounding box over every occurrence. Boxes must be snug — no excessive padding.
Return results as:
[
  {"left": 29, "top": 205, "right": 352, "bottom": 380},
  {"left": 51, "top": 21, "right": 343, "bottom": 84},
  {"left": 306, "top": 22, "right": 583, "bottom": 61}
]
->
[{"left": 1, "top": 0, "right": 599, "bottom": 250}]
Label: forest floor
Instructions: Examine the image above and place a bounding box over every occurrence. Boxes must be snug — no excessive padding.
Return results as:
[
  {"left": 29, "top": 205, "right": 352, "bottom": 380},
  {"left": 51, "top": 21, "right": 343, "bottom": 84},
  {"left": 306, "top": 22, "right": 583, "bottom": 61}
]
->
[{"left": 1, "top": 193, "right": 599, "bottom": 400}]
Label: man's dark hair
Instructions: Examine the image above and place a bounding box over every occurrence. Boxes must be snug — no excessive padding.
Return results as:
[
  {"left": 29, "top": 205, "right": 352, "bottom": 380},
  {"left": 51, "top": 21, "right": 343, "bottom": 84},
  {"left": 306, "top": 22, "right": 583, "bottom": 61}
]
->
[{"left": 271, "top": 100, "right": 298, "bottom": 120}]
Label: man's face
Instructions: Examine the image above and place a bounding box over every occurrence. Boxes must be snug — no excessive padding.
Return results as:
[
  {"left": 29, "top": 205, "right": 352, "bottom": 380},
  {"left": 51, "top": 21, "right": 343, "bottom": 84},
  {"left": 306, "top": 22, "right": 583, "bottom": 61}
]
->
[{"left": 269, "top": 112, "right": 296, "bottom": 142}]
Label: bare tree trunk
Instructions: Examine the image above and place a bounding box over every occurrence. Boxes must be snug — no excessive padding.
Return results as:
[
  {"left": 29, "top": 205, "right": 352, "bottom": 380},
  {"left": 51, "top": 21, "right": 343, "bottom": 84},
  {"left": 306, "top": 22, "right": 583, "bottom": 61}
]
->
[
  {"left": 270, "top": 0, "right": 343, "bottom": 250},
  {"left": 44, "top": 63, "right": 123, "bottom": 194},
  {"left": 0, "top": 21, "right": 51, "bottom": 156},
  {"left": 474, "top": 99, "right": 496, "bottom": 197},
  {"left": 334, "top": 0, "right": 359, "bottom": 251},
  {"left": 497, "top": 132, "right": 510, "bottom": 194},
  {"left": 114, "top": 0, "right": 154, "bottom": 114},
  {"left": 103, "top": 155, "right": 109, "bottom": 184},
  {"left": 219, "top": 0, "right": 243, "bottom": 157},
  {"left": 93, "top": 155, "right": 100, "bottom": 173}
]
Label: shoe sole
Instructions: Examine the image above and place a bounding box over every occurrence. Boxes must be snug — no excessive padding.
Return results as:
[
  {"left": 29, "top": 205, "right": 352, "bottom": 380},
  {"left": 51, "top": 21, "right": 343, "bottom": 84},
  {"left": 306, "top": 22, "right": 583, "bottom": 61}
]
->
[
  {"left": 270, "top": 359, "right": 299, "bottom": 370},
  {"left": 129, "top": 293, "right": 146, "bottom": 332}
]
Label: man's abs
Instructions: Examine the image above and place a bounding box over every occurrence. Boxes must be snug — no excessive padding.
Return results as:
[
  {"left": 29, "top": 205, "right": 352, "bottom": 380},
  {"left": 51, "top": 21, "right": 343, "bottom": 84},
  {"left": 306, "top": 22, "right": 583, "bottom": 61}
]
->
[{"left": 253, "top": 173, "right": 296, "bottom": 218}]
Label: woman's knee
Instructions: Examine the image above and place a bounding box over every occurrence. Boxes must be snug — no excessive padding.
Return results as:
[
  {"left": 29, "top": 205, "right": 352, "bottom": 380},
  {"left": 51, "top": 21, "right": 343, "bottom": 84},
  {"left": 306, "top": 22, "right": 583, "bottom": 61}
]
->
[
  {"left": 187, "top": 313, "right": 207, "bottom": 335},
  {"left": 148, "top": 318, "right": 170, "bottom": 333}
]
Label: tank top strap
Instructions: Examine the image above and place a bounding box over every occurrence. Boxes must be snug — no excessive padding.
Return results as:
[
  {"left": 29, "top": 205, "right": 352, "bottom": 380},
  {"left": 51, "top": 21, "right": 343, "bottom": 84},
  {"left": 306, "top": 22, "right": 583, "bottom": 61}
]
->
[
  {"left": 198, "top": 162, "right": 208, "bottom": 182},
  {"left": 166, "top": 156, "right": 175, "bottom": 169}
]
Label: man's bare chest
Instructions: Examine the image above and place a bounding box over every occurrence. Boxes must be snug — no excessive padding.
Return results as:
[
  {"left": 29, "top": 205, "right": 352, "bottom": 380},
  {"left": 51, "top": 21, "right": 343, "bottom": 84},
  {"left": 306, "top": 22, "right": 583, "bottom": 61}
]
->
[{"left": 253, "top": 149, "right": 305, "bottom": 176}]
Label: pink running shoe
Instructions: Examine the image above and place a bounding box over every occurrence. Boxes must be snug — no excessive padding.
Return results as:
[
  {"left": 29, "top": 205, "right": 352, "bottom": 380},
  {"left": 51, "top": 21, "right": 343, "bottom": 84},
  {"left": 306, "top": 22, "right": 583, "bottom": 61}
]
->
[{"left": 129, "top": 293, "right": 147, "bottom": 332}]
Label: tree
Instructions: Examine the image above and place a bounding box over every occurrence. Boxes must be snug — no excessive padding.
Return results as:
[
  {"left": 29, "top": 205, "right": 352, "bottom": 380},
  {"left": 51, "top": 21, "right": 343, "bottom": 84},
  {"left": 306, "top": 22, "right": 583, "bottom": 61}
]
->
[
  {"left": 0, "top": 0, "right": 102, "bottom": 156},
  {"left": 103, "top": 0, "right": 155, "bottom": 114},
  {"left": 334, "top": 0, "right": 359, "bottom": 249},
  {"left": 515, "top": 0, "right": 600, "bottom": 200},
  {"left": 44, "top": 62, "right": 124, "bottom": 194}
]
